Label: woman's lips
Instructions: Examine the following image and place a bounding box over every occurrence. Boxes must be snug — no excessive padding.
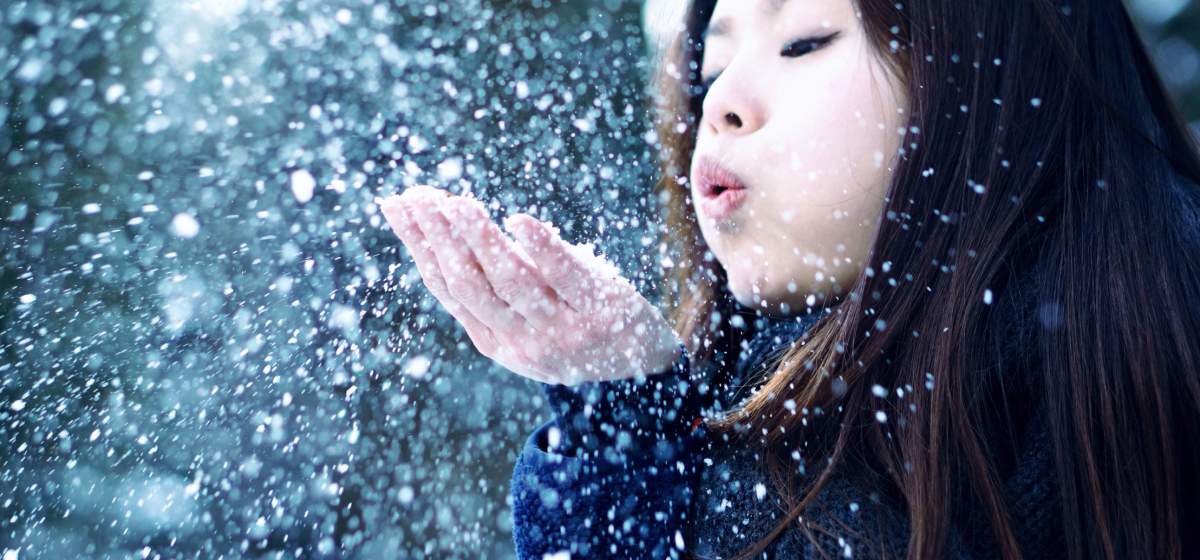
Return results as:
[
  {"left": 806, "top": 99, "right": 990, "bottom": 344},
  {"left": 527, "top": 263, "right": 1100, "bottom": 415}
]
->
[
  {"left": 699, "top": 187, "right": 748, "bottom": 221},
  {"left": 693, "top": 155, "right": 750, "bottom": 222}
]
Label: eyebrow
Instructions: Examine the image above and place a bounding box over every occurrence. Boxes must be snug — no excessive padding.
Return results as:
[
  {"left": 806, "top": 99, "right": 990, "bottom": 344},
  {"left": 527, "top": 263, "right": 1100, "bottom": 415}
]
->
[{"left": 705, "top": 0, "right": 791, "bottom": 40}]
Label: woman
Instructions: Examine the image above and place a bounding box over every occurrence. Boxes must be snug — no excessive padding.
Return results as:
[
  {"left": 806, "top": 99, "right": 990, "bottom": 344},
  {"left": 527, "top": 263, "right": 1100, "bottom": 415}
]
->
[{"left": 376, "top": 0, "right": 1200, "bottom": 558}]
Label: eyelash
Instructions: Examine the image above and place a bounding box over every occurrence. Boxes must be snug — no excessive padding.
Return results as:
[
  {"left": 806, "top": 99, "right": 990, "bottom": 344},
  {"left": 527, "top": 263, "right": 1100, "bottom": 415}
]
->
[{"left": 699, "top": 31, "right": 841, "bottom": 96}]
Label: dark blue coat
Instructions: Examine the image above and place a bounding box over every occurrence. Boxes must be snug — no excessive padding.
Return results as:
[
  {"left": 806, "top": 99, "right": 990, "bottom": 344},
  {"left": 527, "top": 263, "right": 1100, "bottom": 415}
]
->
[
  {"left": 508, "top": 166, "right": 1200, "bottom": 559},
  {"left": 508, "top": 264, "right": 1063, "bottom": 559}
]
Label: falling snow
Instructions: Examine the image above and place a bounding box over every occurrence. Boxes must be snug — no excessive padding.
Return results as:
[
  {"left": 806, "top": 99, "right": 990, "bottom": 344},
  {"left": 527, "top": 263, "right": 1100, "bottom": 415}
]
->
[
  {"left": 0, "top": 1, "right": 668, "bottom": 557},
  {"left": 1, "top": 0, "right": 1196, "bottom": 558},
  {"left": 170, "top": 212, "right": 200, "bottom": 238},
  {"left": 290, "top": 169, "right": 317, "bottom": 204}
]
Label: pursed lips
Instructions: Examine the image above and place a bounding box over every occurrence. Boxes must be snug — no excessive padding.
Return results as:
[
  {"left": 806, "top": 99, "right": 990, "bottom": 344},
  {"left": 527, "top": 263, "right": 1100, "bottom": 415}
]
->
[{"left": 693, "top": 155, "right": 751, "bottom": 222}]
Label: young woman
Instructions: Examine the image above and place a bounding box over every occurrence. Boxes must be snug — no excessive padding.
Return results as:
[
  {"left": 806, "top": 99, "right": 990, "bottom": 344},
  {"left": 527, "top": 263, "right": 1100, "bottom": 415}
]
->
[{"left": 376, "top": 0, "right": 1200, "bottom": 558}]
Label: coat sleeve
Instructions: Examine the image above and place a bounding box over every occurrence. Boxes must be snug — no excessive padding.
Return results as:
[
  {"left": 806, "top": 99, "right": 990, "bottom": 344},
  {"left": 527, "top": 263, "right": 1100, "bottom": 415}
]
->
[{"left": 509, "top": 344, "right": 713, "bottom": 559}]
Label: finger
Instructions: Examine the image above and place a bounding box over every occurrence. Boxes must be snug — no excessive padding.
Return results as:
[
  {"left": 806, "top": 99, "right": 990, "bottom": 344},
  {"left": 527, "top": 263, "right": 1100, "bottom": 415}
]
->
[
  {"left": 379, "top": 199, "right": 503, "bottom": 359},
  {"left": 502, "top": 214, "right": 628, "bottom": 313},
  {"left": 440, "top": 196, "right": 573, "bottom": 332},
  {"left": 380, "top": 199, "right": 554, "bottom": 383},
  {"left": 380, "top": 197, "right": 455, "bottom": 298},
  {"left": 404, "top": 189, "right": 533, "bottom": 335}
]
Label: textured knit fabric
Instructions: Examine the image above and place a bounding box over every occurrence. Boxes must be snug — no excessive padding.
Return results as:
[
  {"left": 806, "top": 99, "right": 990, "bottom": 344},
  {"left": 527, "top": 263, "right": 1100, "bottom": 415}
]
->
[
  {"left": 508, "top": 262, "right": 1058, "bottom": 560},
  {"left": 684, "top": 276, "right": 1062, "bottom": 560}
]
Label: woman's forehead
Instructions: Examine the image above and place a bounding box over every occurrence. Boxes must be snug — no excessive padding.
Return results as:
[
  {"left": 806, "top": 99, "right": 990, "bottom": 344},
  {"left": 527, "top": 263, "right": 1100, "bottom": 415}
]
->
[{"left": 708, "top": 0, "right": 846, "bottom": 41}]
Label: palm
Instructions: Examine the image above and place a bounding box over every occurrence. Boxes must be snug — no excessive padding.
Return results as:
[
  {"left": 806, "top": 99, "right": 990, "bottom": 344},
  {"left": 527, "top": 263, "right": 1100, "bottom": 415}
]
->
[{"left": 376, "top": 185, "right": 682, "bottom": 385}]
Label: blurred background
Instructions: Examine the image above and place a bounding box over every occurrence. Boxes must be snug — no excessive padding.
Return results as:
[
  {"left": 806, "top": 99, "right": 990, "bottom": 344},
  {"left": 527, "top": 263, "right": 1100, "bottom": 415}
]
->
[{"left": 0, "top": 0, "right": 1196, "bottom": 558}]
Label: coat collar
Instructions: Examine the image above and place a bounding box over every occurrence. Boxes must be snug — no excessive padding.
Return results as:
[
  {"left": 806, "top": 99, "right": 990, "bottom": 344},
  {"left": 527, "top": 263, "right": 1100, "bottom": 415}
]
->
[{"left": 727, "top": 299, "right": 827, "bottom": 383}]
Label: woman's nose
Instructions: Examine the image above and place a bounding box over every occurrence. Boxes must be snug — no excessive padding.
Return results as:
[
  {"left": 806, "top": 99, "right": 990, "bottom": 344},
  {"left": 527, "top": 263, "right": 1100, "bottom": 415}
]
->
[{"left": 701, "top": 74, "right": 764, "bottom": 136}]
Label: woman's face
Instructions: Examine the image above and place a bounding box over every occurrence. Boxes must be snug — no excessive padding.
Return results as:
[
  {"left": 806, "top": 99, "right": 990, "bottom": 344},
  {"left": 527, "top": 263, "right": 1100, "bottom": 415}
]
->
[{"left": 690, "top": 0, "right": 908, "bottom": 314}]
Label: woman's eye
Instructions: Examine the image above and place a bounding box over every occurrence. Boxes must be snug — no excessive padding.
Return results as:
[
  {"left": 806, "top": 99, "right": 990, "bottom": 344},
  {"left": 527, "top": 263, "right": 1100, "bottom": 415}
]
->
[
  {"left": 781, "top": 30, "right": 840, "bottom": 57},
  {"left": 697, "top": 30, "right": 840, "bottom": 100}
]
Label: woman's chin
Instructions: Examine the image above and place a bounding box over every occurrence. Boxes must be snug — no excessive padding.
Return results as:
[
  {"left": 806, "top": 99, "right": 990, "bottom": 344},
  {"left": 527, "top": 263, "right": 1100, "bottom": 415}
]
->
[
  {"left": 728, "top": 275, "right": 840, "bottom": 316},
  {"left": 728, "top": 287, "right": 760, "bottom": 310},
  {"left": 728, "top": 278, "right": 790, "bottom": 313}
]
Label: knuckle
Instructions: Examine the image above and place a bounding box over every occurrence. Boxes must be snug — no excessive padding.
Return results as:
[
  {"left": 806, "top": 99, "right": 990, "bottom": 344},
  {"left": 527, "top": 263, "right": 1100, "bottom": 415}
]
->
[
  {"left": 492, "top": 348, "right": 524, "bottom": 372},
  {"left": 409, "top": 258, "right": 439, "bottom": 281},
  {"left": 442, "top": 254, "right": 472, "bottom": 277},
  {"left": 492, "top": 279, "right": 524, "bottom": 305},
  {"left": 499, "top": 305, "right": 525, "bottom": 327},
  {"left": 471, "top": 336, "right": 496, "bottom": 359},
  {"left": 427, "top": 287, "right": 454, "bottom": 306},
  {"left": 469, "top": 326, "right": 499, "bottom": 355},
  {"left": 544, "top": 268, "right": 575, "bottom": 291},
  {"left": 420, "top": 274, "right": 450, "bottom": 296},
  {"left": 426, "top": 288, "right": 460, "bottom": 312},
  {"left": 443, "top": 276, "right": 478, "bottom": 305}
]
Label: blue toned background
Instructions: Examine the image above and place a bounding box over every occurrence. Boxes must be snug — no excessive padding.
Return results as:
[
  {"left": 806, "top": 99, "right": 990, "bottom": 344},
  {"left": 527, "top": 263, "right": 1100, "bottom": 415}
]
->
[{"left": 1, "top": 0, "right": 1196, "bottom": 558}]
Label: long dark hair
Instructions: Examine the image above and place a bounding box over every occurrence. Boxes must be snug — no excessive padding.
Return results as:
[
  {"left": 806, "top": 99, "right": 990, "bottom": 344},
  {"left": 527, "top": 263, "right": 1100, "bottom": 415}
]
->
[{"left": 646, "top": 1, "right": 1200, "bottom": 558}]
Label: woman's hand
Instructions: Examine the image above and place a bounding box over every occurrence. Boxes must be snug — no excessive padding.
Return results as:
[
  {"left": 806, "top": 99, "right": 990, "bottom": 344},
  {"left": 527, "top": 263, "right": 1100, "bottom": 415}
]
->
[{"left": 376, "top": 185, "right": 683, "bottom": 386}]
